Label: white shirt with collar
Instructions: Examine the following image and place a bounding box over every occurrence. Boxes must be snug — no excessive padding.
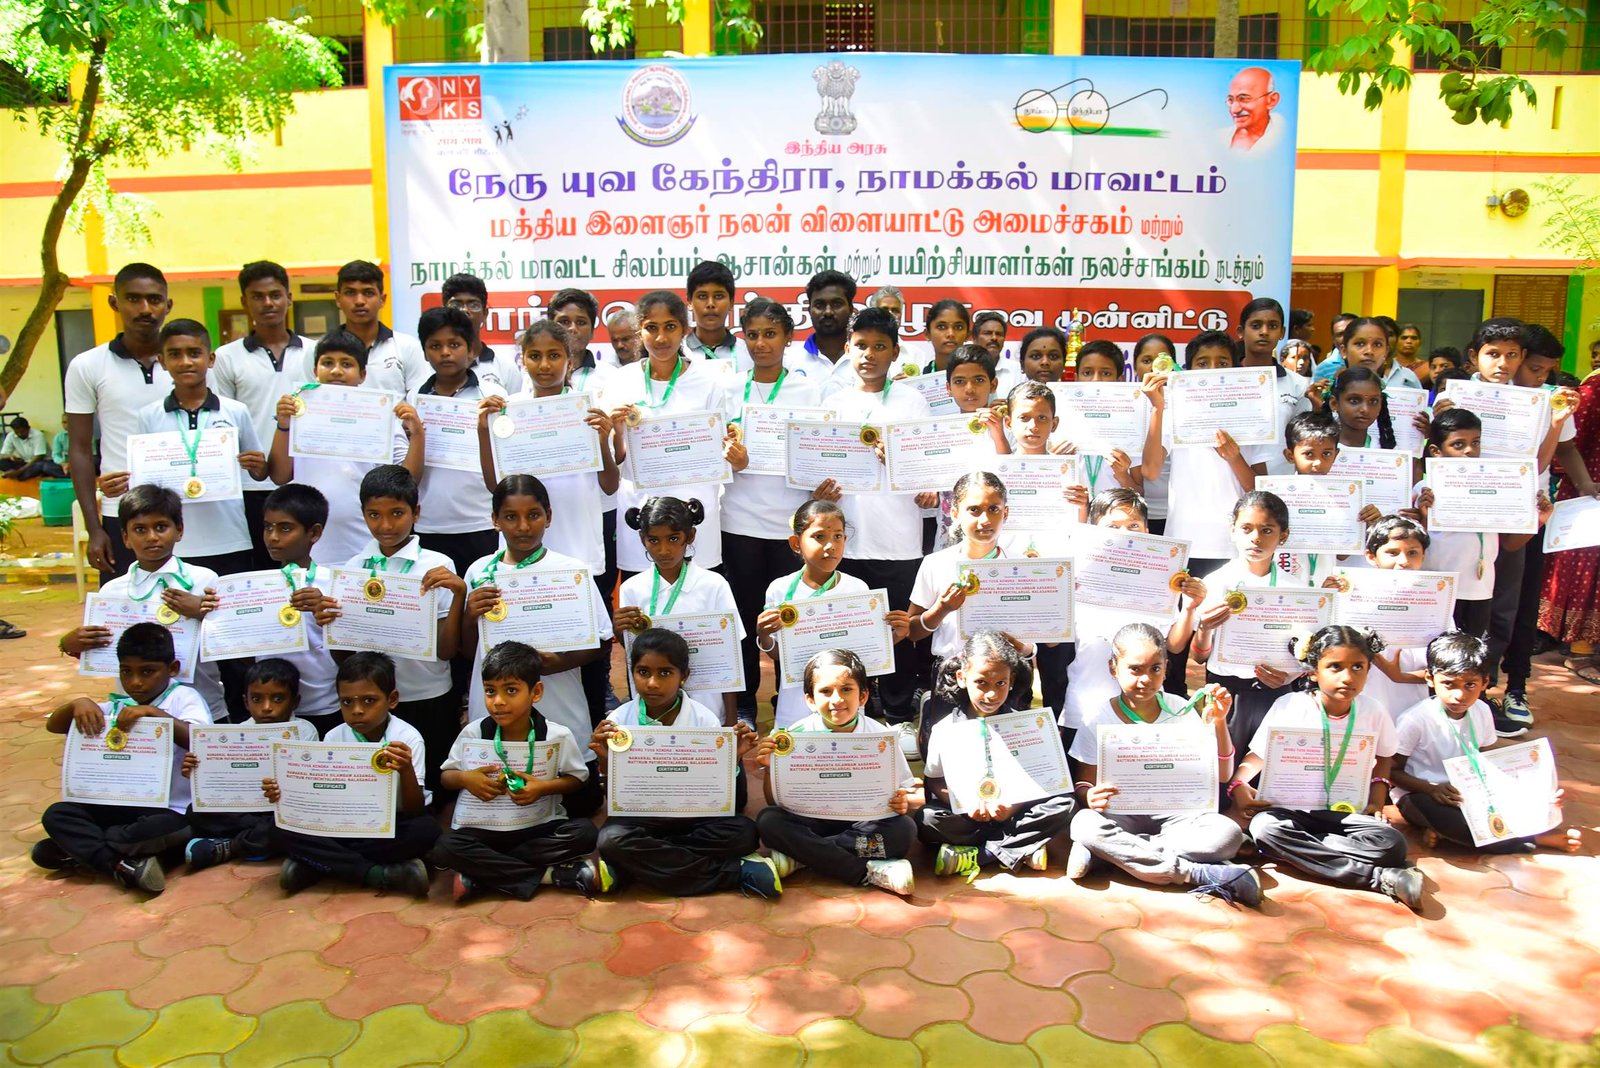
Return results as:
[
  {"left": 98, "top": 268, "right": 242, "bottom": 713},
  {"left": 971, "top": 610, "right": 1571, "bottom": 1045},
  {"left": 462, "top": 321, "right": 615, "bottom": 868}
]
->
[
  {"left": 274, "top": 563, "right": 340, "bottom": 720},
  {"left": 101, "top": 557, "right": 226, "bottom": 721},
  {"left": 442, "top": 715, "right": 590, "bottom": 829},
  {"left": 409, "top": 370, "right": 503, "bottom": 535},
  {"left": 472, "top": 344, "right": 525, "bottom": 397},
  {"left": 826, "top": 380, "right": 932, "bottom": 561},
  {"left": 722, "top": 371, "right": 824, "bottom": 540},
  {"left": 135, "top": 392, "right": 261, "bottom": 559},
  {"left": 618, "top": 563, "right": 744, "bottom": 710},
  {"left": 343, "top": 536, "right": 457, "bottom": 701},
  {"left": 1392, "top": 696, "right": 1497, "bottom": 800},
  {"left": 325, "top": 713, "right": 432, "bottom": 807},
  {"left": 63, "top": 337, "right": 175, "bottom": 518},
  {"left": 684, "top": 330, "right": 754, "bottom": 374},
  {"left": 359, "top": 325, "right": 430, "bottom": 397},
  {"left": 213, "top": 332, "right": 316, "bottom": 490},
  {"left": 783, "top": 341, "right": 858, "bottom": 400},
  {"left": 289, "top": 383, "right": 412, "bottom": 567},
  {"left": 1248, "top": 690, "right": 1399, "bottom": 765},
  {"left": 1069, "top": 694, "right": 1209, "bottom": 766},
  {"left": 88, "top": 684, "right": 213, "bottom": 813},
  {"left": 1, "top": 428, "right": 46, "bottom": 461},
  {"left": 761, "top": 569, "right": 870, "bottom": 728}
]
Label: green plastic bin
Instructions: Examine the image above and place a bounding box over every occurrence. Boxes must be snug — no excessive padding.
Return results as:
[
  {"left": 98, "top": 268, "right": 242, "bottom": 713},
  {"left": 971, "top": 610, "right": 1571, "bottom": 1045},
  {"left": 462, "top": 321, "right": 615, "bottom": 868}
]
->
[{"left": 39, "top": 478, "right": 74, "bottom": 527}]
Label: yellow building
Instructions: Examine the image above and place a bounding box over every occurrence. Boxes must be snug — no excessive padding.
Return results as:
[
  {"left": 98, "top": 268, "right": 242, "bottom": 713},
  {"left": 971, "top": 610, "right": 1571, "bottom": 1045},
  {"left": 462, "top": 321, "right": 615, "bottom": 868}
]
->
[{"left": 2, "top": 0, "right": 1597, "bottom": 426}]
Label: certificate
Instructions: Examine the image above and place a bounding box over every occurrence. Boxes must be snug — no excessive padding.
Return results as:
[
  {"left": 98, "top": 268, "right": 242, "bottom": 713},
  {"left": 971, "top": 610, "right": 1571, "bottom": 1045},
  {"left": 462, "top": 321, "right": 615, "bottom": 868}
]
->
[
  {"left": 1425, "top": 458, "right": 1539, "bottom": 534},
  {"left": 414, "top": 393, "right": 484, "bottom": 474},
  {"left": 895, "top": 371, "right": 958, "bottom": 415},
  {"left": 941, "top": 708, "right": 1072, "bottom": 814},
  {"left": 80, "top": 594, "right": 200, "bottom": 684},
  {"left": 1166, "top": 366, "right": 1279, "bottom": 448},
  {"left": 785, "top": 420, "right": 884, "bottom": 493},
  {"left": 288, "top": 385, "right": 397, "bottom": 463},
  {"left": 774, "top": 588, "right": 896, "bottom": 688},
  {"left": 768, "top": 730, "right": 899, "bottom": 820},
  {"left": 324, "top": 568, "right": 439, "bottom": 662},
  {"left": 605, "top": 725, "right": 737, "bottom": 817},
  {"left": 1049, "top": 381, "right": 1150, "bottom": 463},
  {"left": 625, "top": 409, "right": 731, "bottom": 489},
  {"left": 127, "top": 429, "right": 243, "bottom": 501},
  {"left": 739, "top": 404, "right": 831, "bottom": 476},
  {"left": 1384, "top": 386, "right": 1429, "bottom": 457},
  {"left": 201, "top": 570, "right": 308, "bottom": 662},
  {"left": 1332, "top": 568, "right": 1457, "bottom": 648},
  {"left": 478, "top": 567, "right": 600, "bottom": 655},
  {"left": 1329, "top": 446, "right": 1412, "bottom": 518},
  {"left": 1443, "top": 379, "right": 1550, "bottom": 460},
  {"left": 271, "top": 742, "right": 398, "bottom": 838},
  {"left": 1256, "top": 726, "right": 1377, "bottom": 812},
  {"left": 1071, "top": 529, "right": 1190, "bottom": 617},
  {"left": 1096, "top": 721, "right": 1219, "bottom": 815},
  {"left": 449, "top": 738, "right": 563, "bottom": 830},
  {"left": 624, "top": 611, "right": 744, "bottom": 692},
  {"left": 1444, "top": 737, "right": 1561, "bottom": 847},
  {"left": 490, "top": 391, "right": 601, "bottom": 481},
  {"left": 1543, "top": 496, "right": 1600, "bottom": 553},
  {"left": 1213, "top": 587, "right": 1335, "bottom": 675},
  {"left": 61, "top": 720, "right": 173, "bottom": 808},
  {"left": 1256, "top": 475, "right": 1367, "bottom": 555},
  {"left": 191, "top": 723, "right": 305, "bottom": 812},
  {"left": 991, "top": 456, "right": 1078, "bottom": 533},
  {"left": 884, "top": 415, "right": 987, "bottom": 494},
  {"left": 956, "top": 557, "right": 1075, "bottom": 642}
]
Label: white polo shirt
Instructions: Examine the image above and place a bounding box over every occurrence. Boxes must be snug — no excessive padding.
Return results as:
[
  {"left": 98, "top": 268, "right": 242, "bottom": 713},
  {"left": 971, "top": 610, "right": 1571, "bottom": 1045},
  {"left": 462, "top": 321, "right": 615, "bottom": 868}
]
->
[
  {"left": 618, "top": 563, "right": 743, "bottom": 710},
  {"left": 1392, "top": 697, "right": 1497, "bottom": 800},
  {"left": 409, "top": 370, "right": 502, "bottom": 535},
  {"left": 101, "top": 557, "right": 225, "bottom": 721},
  {"left": 343, "top": 536, "right": 457, "bottom": 701},
  {"left": 826, "top": 381, "right": 932, "bottom": 561},
  {"left": 212, "top": 333, "right": 316, "bottom": 491},
  {"left": 360, "top": 325, "right": 430, "bottom": 398},
  {"left": 63, "top": 337, "right": 174, "bottom": 518},
  {"left": 135, "top": 392, "right": 261, "bottom": 559},
  {"left": 326, "top": 713, "right": 431, "bottom": 807},
  {"left": 722, "top": 372, "right": 824, "bottom": 540}
]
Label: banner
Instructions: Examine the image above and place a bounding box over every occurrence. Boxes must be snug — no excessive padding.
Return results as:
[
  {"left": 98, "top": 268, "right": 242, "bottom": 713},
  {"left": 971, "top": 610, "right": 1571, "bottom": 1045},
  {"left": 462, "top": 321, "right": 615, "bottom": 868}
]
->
[{"left": 385, "top": 55, "right": 1298, "bottom": 347}]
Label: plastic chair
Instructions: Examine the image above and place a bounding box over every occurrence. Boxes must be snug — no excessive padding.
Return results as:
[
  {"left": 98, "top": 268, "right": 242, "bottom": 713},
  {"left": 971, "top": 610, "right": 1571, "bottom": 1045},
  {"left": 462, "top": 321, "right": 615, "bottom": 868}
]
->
[{"left": 71, "top": 499, "right": 90, "bottom": 601}]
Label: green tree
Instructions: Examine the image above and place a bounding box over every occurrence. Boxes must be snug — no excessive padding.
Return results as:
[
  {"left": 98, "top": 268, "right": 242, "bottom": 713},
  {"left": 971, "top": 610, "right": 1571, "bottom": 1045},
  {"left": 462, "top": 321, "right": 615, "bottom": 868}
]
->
[
  {"left": 1307, "top": 0, "right": 1587, "bottom": 124},
  {"left": 581, "top": 0, "right": 761, "bottom": 53}
]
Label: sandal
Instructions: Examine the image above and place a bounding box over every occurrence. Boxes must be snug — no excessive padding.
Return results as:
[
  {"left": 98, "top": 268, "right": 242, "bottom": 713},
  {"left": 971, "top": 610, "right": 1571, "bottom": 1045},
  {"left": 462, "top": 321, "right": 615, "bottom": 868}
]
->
[
  {"left": 1567, "top": 657, "right": 1600, "bottom": 685},
  {"left": 0, "top": 621, "right": 24, "bottom": 640}
]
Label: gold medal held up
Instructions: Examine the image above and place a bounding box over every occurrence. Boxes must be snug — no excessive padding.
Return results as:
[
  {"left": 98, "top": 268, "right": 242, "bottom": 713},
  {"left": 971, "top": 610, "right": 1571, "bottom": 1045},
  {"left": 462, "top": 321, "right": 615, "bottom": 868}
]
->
[
  {"left": 629, "top": 613, "right": 651, "bottom": 632},
  {"left": 1224, "top": 590, "right": 1248, "bottom": 614},
  {"left": 484, "top": 601, "right": 508, "bottom": 623},
  {"left": 858, "top": 425, "right": 880, "bottom": 447},
  {"left": 184, "top": 478, "right": 205, "bottom": 499},
  {"left": 771, "top": 730, "right": 795, "bottom": 757},
  {"left": 371, "top": 749, "right": 395, "bottom": 773},
  {"left": 364, "top": 577, "right": 386, "bottom": 602},
  {"left": 105, "top": 727, "right": 128, "bottom": 751},
  {"left": 1151, "top": 354, "right": 1176, "bottom": 374},
  {"left": 899, "top": 362, "right": 920, "bottom": 378},
  {"left": 976, "top": 776, "right": 1001, "bottom": 802},
  {"left": 958, "top": 571, "right": 981, "bottom": 596},
  {"left": 727, "top": 422, "right": 743, "bottom": 443},
  {"left": 291, "top": 394, "right": 307, "bottom": 417},
  {"left": 277, "top": 605, "right": 301, "bottom": 627},
  {"left": 155, "top": 604, "right": 181, "bottom": 625},
  {"left": 625, "top": 406, "right": 644, "bottom": 427},
  {"left": 1168, "top": 571, "right": 1190, "bottom": 593},
  {"left": 777, "top": 603, "right": 800, "bottom": 627},
  {"left": 1328, "top": 573, "right": 1352, "bottom": 593},
  {"left": 1551, "top": 389, "right": 1577, "bottom": 414},
  {"left": 1331, "top": 801, "right": 1357, "bottom": 814},
  {"left": 967, "top": 414, "right": 987, "bottom": 434},
  {"left": 607, "top": 727, "right": 633, "bottom": 752}
]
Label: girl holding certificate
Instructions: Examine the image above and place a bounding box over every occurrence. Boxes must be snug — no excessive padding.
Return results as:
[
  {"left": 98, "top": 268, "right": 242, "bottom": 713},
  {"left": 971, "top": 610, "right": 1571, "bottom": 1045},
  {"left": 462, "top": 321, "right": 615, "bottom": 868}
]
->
[
  {"left": 606, "top": 290, "right": 735, "bottom": 575},
  {"left": 754, "top": 650, "right": 922, "bottom": 896},
  {"left": 917, "top": 631, "right": 1075, "bottom": 880},
  {"left": 1066, "top": 623, "right": 1259, "bottom": 907},
  {"left": 591, "top": 630, "right": 775, "bottom": 898},
  {"left": 1225, "top": 625, "right": 1424, "bottom": 911},
  {"left": 616, "top": 496, "right": 744, "bottom": 723},
  {"left": 460, "top": 475, "right": 613, "bottom": 814},
  {"left": 1131, "top": 334, "right": 1177, "bottom": 534}
]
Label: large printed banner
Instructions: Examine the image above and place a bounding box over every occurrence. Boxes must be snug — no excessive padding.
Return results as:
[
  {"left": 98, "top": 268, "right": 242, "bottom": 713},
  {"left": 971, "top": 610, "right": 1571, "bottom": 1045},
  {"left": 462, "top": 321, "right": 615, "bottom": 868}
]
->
[{"left": 385, "top": 55, "right": 1298, "bottom": 346}]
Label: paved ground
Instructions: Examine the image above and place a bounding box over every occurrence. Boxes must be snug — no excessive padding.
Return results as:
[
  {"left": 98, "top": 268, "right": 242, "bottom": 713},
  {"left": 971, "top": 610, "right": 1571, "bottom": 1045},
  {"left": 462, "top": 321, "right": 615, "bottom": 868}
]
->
[{"left": 1, "top": 571, "right": 1598, "bottom": 1066}]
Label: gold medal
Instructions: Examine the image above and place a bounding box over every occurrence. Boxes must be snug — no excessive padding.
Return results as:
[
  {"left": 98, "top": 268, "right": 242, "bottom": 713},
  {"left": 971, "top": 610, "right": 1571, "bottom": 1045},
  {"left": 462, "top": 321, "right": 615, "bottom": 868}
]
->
[
  {"left": 630, "top": 612, "right": 651, "bottom": 632},
  {"left": 625, "top": 406, "right": 643, "bottom": 427},
  {"left": 1224, "top": 590, "right": 1248, "bottom": 614},
  {"left": 490, "top": 413, "right": 517, "bottom": 439},
  {"left": 371, "top": 749, "right": 394, "bottom": 773},
  {"left": 278, "top": 605, "right": 301, "bottom": 627},
  {"left": 899, "top": 362, "right": 920, "bottom": 378},
  {"left": 1329, "top": 573, "right": 1352, "bottom": 593},
  {"left": 968, "top": 414, "right": 987, "bottom": 434},
  {"left": 484, "top": 600, "right": 508, "bottom": 623},
  {"left": 771, "top": 729, "right": 795, "bottom": 757},
  {"left": 1331, "top": 801, "right": 1356, "bottom": 814},
  {"left": 184, "top": 478, "right": 205, "bottom": 499},
  {"left": 992, "top": 402, "right": 1008, "bottom": 421},
  {"left": 727, "top": 422, "right": 743, "bottom": 443},
  {"left": 291, "top": 395, "right": 307, "bottom": 417},
  {"left": 155, "top": 604, "right": 181, "bottom": 625},
  {"left": 976, "top": 776, "right": 1000, "bottom": 801},
  {"left": 1151, "top": 354, "right": 1176, "bottom": 374},
  {"left": 607, "top": 727, "right": 633, "bottom": 752},
  {"left": 1476, "top": 561, "right": 1485, "bottom": 580},
  {"left": 105, "top": 727, "right": 128, "bottom": 751},
  {"left": 777, "top": 603, "right": 799, "bottom": 628},
  {"left": 958, "top": 571, "right": 981, "bottom": 595},
  {"left": 858, "top": 425, "right": 880, "bottom": 447},
  {"left": 364, "top": 577, "right": 386, "bottom": 602},
  {"left": 1168, "top": 571, "right": 1190, "bottom": 594},
  {"left": 1488, "top": 810, "right": 1508, "bottom": 837},
  {"left": 1551, "top": 389, "right": 1575, "bottom": 414}
]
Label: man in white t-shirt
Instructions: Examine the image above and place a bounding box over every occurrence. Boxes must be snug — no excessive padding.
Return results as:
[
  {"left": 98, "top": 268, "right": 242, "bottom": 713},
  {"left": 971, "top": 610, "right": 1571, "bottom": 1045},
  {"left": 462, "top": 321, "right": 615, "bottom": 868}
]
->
[{"left": 334, "top": 260, "right": 428, "bottom": 398}]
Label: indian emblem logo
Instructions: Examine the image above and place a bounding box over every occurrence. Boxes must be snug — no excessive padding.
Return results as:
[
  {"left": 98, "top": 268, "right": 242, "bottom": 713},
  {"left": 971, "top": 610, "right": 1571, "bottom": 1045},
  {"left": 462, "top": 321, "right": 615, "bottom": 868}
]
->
[
  {"left": 812, "top": 60, "right": 860, "bottom": 135},
  {"left": 618, "top": 65, "right": 695, "bottom": 146}
]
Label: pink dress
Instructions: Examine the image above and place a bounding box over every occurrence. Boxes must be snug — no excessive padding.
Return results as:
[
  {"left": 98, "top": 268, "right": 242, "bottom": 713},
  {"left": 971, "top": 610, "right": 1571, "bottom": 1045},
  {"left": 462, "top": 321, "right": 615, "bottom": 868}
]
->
[{"left": 1539, "top": 373, "right": 1600, "bottom": 644}]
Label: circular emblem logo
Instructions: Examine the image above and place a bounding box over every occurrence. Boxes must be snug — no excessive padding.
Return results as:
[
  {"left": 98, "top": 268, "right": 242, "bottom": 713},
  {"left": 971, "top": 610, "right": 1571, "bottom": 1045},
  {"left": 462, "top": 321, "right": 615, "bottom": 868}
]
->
[{"left": 620, "top": 65, "right": 695, "bottom": 146}]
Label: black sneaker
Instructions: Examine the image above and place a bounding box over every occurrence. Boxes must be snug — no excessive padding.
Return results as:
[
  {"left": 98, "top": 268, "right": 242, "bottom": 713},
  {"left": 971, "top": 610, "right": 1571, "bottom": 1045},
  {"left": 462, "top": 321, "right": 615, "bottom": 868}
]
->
[
  {"left": 551, "top": 858, "right": 614, "bottom": 898},
  {"left": 31, "top": 839, "right": 77, "bottom": 871},
  {"left": 184, "top": 837, "right": 235, "bottom": 872},
  {"left": 380, "top": 859, "right": 431, "bottom": 898},
  {"left": 1187, "top": 863, "right": 1262, "bottom": 908},
  {"left": 112, "top": 857, "right": 165, "bottom": 894},
  {"left": 279, "top": 857, "right": 321, "bottom": 895},
  {"left": 1492, "top": 705, "right": 1529, "bottom": 739},
  {"left": 1378, "top": 865, "right": 1425, "bottom": 911},
  {"left": 1502, "top": 691, "right": 1533, "bottom": 727}
]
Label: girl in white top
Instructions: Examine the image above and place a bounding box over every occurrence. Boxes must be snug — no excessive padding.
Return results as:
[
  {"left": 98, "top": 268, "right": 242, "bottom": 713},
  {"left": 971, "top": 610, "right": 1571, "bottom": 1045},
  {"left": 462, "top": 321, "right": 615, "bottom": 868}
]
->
[
  {"left": 459, "top": 476, "right": 614, "bottom": 772},
  {"left": 1190, "top": 489, "right": 1314, "bottom": 757},
  {"left": 476, "top": 320, "right": 619, "bottom": 578},
  {"left": 1051, "top": 342, "right": 1145, "bottom": 504},
  {"left": 615, "top": 496, "right": 744, "bottom": 723},
  {"left": 1130, "top": 334, "right": 1175, "bottom": 533},
  {"left": 1352, "top": 517, "right": 1434, "bottom": 717},
  {"left": 606, "top": 291, "right": 736, "bottom": 574}
]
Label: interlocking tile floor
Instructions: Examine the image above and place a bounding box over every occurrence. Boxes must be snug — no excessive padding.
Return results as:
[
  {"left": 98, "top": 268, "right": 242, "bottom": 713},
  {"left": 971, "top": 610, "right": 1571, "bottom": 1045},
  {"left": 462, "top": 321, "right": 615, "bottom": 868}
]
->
[{"left": 1, "top": 584, "right": 1597, "bottom": 1066}]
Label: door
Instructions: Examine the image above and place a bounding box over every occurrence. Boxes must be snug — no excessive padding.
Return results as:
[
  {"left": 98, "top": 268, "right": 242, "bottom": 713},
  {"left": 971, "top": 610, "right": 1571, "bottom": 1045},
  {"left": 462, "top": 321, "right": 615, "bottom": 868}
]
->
[{"left": 1396, "top": 289, "right": 1486, "bottom": 356}]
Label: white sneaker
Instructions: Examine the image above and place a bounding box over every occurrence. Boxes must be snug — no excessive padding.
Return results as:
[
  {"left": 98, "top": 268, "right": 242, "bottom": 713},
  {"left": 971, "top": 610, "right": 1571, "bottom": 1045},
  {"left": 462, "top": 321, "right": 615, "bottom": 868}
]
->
[
  {"left": 894, "top": 722, "right": 920, "bottom": 759},
  {"left": 1065, "top": 841, "right": 1094, "bottom": 881},
  {"left": 1025, "top": 845, "right": 1049, "bottom": 871},
  {"left": 767, "top": 850, "right": 803, "bottom": 879},
  {"left": 865, "top": 858, "right": 915, "bottom": 896}
]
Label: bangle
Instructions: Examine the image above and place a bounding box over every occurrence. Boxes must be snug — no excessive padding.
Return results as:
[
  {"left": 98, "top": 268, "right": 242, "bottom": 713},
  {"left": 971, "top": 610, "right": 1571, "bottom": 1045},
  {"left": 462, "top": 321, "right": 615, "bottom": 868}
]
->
[
  {"left": 1370, "top": 776, "right": 1392, "bottom": 789},
  {"left": 918, "top": 610, "right": 937, "bottom": 632},
  {"left": 276, "top": 422, "right": 290, "bottom": 432},
  {"left": 1225, "top": 779, "right": 1245, "bottom": 796},
  {"left": 1217, "top": 746, "right": 1236, "bottom": 759},
  {"left": 1072, "top": 780, "right": 1093, "bottom": 792}
]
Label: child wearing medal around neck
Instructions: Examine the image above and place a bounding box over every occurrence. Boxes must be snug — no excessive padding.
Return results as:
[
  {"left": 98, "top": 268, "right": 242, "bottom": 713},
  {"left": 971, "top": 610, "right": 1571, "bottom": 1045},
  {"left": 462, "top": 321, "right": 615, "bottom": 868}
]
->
[
  {"left": 590, "top": 629, "right": 773, "bottom": 897},
  {"left": 615, "top": 496, "right": 744, "bottom": 724},
  {"left": 754, "top": 649, "right": 923, "bottom": 896},
  {"left": 756, "top": 500, "right": 911, "bottom": 730},
  {"left": 916, "top": 630, "right": 1077, "bottom": 881},
  {"left": 263, "top": 652, "right": 440, "bottom": 897},
  {"left": 459, "top": 474, "right": 613, "bottom": 817},
  {"left": 431, "top": 641, "right": 604, "bottom": 902},
  {"left": 1065, "top": 623, "right": 1261, "bottom": 907},
  {"left": 1391, "top": 633, "right": 1582, "bottom": 855},
  {"left": 1044, "top": 341, "right": 1142, "bottom": 501},
  {"left": 37, "top": 623, "right": 213, "bottom": 896},
  {"left": 261, "top": 483, "right": 342, "bottom": 734},
  {"left": 58, "top": 484, "right": 226, "bottom": 721},
  {"left": 919, "top": 346, "right": 1010, "bottom": 546},
  {"left": 1227, "top": 625, "right": 1425, "bottom": 911}
]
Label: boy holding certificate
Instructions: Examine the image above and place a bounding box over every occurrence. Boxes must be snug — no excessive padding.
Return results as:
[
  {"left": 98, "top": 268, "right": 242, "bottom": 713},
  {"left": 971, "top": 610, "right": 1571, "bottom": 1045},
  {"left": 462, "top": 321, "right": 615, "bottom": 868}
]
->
[
  {"left": 267, "top": 330, "right": 426, "bottom": 567},
  {"left": 35, "top": 624, "right": 213, "bottom": 895},
  {"left": 261, "top": 484, "right": 341, "bottom": 733},
  {"left": 755, "top": 650, "right": 922, "bottom": 896},
  {"left": 132, "top": 319, "right": 266, "bottom": 575},
  {"left": 264, "top": 653, "right": 440, "bottom": 896},
  {"left": 183, "top": 659, "right": 320, "bottom": 871},
  {"left": 1226, "top": 625, "right": 1425, "bottom": 911},
  {"left": 57, "top": 485, "right": 227, "bottom": 721},
  {"left": 432, "top": 643, "right": 604, "bottom": 901}
]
